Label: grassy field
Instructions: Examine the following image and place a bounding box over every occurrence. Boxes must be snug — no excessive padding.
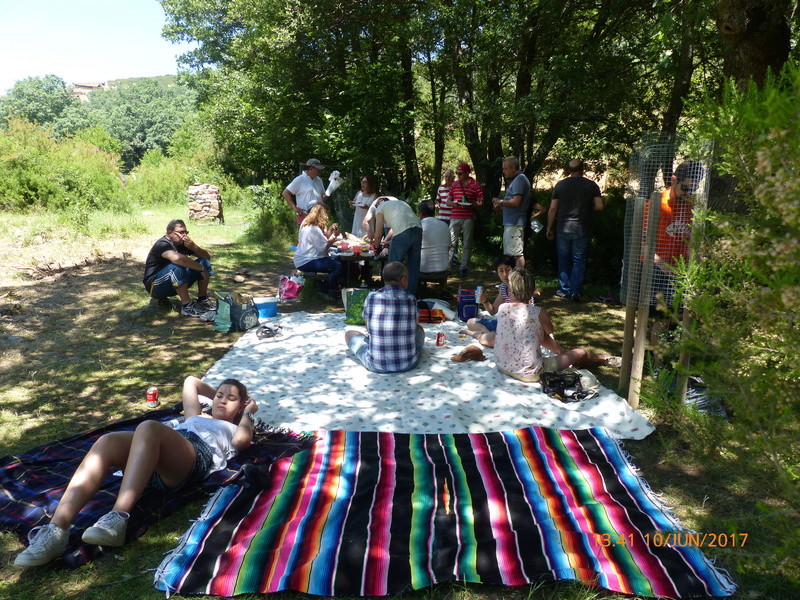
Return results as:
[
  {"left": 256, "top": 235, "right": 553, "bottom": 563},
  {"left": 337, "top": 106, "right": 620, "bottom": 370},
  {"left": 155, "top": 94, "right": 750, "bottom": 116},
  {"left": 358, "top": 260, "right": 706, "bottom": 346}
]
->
[{"left": 0, "top": 207, "right": 797, "bottom": 599}]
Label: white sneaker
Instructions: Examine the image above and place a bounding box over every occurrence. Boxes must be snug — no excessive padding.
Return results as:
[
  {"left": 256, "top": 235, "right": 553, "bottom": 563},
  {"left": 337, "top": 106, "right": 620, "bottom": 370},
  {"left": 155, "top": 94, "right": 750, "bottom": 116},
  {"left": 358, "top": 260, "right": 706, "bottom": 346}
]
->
[
  {"left": 81, "top": 510, "right": 129, "bottom": 547},
  {"left": 13, "top": 523, "right": 68, "bottom": 567}
]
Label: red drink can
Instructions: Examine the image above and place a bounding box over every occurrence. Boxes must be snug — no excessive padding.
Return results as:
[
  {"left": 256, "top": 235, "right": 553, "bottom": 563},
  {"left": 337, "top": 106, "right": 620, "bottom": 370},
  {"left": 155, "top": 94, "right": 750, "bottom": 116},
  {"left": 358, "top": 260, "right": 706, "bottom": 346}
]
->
[
  {"left": 435, "top": 332, "right": 446, "bottom": 347},
  {"left": 146, "top": 386, "right": 160, "bottom": 409}
]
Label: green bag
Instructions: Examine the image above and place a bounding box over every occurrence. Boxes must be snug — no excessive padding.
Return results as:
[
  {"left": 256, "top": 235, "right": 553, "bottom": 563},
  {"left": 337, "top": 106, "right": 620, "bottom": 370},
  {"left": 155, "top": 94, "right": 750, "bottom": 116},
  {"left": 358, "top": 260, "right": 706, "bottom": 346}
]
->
[
  {"left": 344, "top": 288, "right": 370, "bottom": 325},
  {"left": 214, "top": 292, "right": 259, "bottom": 333}
]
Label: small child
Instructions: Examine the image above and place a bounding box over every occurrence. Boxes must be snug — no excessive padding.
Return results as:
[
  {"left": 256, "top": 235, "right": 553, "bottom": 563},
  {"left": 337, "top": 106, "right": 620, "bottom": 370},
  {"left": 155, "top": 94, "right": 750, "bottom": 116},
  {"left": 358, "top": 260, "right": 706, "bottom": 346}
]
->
[
  {"left": 495, "top": 268, "right": 618, "bottom": 382},
  {"left": 462, "top": 255, "right": 523, "bottom": 347}
]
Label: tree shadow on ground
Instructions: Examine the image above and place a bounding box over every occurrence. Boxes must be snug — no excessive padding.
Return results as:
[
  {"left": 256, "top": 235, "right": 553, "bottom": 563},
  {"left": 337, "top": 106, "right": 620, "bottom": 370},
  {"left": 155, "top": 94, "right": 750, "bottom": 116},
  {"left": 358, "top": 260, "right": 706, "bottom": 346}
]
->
[{"left": 0, "top": 255, "right": 240, "bottom": 455}]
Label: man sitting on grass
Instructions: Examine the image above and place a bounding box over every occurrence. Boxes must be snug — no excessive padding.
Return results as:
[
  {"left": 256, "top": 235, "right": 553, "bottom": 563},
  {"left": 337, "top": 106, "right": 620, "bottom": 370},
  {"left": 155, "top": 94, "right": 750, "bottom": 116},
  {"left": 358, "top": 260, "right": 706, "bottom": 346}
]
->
[
  {"left": 142, "top": 219, "right": 215, "bottom": 317},
  {"left": 344, "top": 262, "right": 425, "bottom": 373}
]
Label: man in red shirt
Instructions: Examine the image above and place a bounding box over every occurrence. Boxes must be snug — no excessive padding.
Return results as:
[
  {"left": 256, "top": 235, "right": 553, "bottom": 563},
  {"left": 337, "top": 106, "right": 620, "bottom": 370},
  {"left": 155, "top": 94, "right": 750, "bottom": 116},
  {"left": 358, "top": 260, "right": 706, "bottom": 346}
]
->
[{"left": 447, "top": 162, "right": 483, "bottom": 277}]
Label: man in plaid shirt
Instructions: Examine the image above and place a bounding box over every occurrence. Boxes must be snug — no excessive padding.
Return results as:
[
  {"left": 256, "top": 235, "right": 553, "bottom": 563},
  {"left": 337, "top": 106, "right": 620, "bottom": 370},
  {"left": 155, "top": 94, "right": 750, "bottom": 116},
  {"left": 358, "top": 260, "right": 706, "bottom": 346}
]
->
[{"left": 345, "top": 262, "right": 425, "bottom": 373}]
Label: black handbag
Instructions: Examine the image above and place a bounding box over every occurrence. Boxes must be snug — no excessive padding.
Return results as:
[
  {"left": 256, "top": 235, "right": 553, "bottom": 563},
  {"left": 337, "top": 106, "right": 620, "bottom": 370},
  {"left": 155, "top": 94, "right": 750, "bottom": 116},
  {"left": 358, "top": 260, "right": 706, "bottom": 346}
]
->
[{"left": 540, "top": 370, "right": 596, "bottom": 402}]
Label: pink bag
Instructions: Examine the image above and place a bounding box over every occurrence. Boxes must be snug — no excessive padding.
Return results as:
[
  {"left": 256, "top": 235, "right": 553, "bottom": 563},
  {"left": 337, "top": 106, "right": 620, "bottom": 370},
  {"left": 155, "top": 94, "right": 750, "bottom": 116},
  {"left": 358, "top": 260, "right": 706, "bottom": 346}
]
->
[{"left": 279, "top": 275, "right": 302, "bottom": 301}]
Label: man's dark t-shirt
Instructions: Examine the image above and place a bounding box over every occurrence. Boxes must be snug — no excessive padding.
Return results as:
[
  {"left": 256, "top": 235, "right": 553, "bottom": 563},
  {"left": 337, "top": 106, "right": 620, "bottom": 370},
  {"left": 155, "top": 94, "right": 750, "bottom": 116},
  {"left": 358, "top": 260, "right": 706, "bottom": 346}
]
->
[
  {"left": 551, "top": 176, "right": 602, "bottom": 236},
  {"left": 142, "top": 236, "right": 190, "bottom": 286}
]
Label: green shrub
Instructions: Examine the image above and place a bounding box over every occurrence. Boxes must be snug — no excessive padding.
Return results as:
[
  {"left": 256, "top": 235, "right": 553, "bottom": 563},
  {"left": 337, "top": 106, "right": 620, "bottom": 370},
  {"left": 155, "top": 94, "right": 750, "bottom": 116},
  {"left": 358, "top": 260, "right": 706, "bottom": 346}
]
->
[
  {"left": 648, "top": 62, "right": 800, "bottom": 551},
  {"left": 121, "top": 153, "right": 190, "bottom": 206},
  {"left": 0, "top": 118, "right": 124, "bottom": 212},
  {"left": 245, "top": 181, "right": 296, "bottom": 243}
]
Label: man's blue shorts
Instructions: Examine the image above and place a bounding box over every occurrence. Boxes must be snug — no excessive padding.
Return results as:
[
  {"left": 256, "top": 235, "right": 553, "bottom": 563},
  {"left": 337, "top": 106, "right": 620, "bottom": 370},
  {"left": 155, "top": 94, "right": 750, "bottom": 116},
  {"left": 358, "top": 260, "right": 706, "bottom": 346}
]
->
[{"left": 146, "top": 258, "right": 212, "bottom": 298}]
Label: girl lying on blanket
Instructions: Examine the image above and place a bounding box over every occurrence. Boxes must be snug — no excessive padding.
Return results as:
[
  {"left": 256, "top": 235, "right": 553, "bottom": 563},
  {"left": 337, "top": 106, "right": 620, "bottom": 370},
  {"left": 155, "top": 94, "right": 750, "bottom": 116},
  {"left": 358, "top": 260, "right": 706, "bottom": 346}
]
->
[
  {"left": 14, "top": 376, "right": 257, "bottom": 568},
  {"left": 494, "top": 268, "right": 618, "bottom": 383}
]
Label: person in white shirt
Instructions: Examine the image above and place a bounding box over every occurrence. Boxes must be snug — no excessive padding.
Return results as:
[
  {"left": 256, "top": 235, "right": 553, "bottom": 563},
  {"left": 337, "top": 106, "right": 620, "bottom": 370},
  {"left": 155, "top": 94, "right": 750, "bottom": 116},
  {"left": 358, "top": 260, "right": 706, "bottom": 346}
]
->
[
  {"left": 282, "top": 158, "right": 329, "bottom": 225},
  {"left": 418, "top": 201, "right": 450, "bottom": 276},
  {"left": 349, "top": 174, "right": 378, "bottom": 238},
  {"left": 372, "top": 197, "right": 423, "bottom": 296},
  {"left": 293, "top": 203, "right": 343, "bottom": 296},
  {"left": 14, "top": 375, "right": 257, "bottom": 568}
]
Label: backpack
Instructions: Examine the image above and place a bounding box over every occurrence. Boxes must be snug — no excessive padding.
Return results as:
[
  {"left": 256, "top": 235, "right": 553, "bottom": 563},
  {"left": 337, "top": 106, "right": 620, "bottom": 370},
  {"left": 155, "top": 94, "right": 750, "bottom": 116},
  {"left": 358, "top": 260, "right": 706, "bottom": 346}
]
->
[{"left": 457, "top": 288, "right": 478, "bottom": 322}]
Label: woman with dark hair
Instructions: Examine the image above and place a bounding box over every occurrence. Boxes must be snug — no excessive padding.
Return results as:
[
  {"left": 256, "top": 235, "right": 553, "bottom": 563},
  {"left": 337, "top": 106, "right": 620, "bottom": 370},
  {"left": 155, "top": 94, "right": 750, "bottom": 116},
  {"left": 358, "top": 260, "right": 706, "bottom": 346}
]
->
[
  {"left": 14, "top": 376, "right": 257, "bottom": 568},
  {"left": 294, "top": 203, "right": 343, "bottom": 295},
  {"left": 349, "top": 175, "right": 377, "bottom": 238}
]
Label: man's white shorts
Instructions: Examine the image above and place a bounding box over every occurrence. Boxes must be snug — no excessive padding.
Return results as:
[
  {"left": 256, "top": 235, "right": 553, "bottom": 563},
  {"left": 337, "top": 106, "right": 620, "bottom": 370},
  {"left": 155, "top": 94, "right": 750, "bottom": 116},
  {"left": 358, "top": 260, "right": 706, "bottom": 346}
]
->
[{"left": 503, "top": 225, "right": 524, "bottom": 256}]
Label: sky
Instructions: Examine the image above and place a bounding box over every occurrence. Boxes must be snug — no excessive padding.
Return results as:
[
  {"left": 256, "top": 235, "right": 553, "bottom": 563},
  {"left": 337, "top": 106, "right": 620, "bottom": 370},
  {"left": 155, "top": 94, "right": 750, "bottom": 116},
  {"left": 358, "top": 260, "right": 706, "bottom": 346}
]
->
[{"left": 0, "top": 0, "right": 196, "bottom": 95}]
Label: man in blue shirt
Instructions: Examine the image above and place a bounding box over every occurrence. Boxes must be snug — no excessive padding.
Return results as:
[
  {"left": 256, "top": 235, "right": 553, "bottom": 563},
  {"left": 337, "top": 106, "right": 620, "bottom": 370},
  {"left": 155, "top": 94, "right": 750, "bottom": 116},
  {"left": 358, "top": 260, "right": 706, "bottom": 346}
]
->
[
  {"left": 492, "top": 156, "right": 541, "bottom": 268},
  {"left": 344, "top": 262, "right": 425, "bottom": 373}
]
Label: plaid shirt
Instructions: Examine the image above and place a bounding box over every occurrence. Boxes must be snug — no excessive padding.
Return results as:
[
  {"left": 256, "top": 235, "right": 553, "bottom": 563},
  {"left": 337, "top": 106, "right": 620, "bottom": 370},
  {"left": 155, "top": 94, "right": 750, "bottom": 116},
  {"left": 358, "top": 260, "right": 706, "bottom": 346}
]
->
[{"left": 363, "top": 284, "right": 419, "bottom": 373}]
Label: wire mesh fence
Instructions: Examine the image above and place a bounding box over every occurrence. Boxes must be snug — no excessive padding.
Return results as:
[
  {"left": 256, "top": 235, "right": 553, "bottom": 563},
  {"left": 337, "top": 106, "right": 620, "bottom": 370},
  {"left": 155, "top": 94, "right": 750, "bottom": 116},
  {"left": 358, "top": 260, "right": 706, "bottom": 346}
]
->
[{"left": 621, "top": 134, "right": 713, "bottom": 309}]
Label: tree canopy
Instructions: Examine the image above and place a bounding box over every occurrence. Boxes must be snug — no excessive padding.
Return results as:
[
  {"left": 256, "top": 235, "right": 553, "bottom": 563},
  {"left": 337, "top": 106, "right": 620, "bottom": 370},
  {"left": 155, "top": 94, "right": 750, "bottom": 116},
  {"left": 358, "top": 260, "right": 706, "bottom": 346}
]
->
[
  {"left": 0, "top": 75, "right": 79, "bottom": 126},
  {"left": 1, "top": 75, "right": 198, "bottom": 171},
  {"left": 158, "top": 0, "right": 796, "bottom": 193}
]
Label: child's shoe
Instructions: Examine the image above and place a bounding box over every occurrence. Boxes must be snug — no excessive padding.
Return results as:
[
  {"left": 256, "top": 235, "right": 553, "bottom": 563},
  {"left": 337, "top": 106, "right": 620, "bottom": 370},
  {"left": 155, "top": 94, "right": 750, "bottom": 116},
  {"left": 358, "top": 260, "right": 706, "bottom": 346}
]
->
[
  {"left": 13, "top": 523, "right": 68, "bottom": 567},
  {"left": 81, "top": 510, "right": 129, "bottom": 547}
]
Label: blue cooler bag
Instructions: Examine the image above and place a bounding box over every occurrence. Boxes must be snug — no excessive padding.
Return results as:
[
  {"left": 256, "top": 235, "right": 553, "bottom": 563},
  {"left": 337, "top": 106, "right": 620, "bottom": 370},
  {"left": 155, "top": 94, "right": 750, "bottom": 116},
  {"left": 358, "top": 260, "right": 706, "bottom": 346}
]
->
[{"left": 457, "top": 288, "right": 478, "bottom": 322}]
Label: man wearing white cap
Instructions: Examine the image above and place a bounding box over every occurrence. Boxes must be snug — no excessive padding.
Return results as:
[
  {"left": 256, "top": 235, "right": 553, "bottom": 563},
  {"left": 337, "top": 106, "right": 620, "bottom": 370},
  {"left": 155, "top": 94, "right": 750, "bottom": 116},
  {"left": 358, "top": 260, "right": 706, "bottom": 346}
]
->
[{"left": 283, "top": 158, "right": 329, "bottom": 224}]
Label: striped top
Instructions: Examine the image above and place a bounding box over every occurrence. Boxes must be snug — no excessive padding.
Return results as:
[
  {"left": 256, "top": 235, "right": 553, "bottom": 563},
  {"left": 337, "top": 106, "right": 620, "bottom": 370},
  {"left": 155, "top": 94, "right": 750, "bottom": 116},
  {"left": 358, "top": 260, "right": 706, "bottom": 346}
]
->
[
  {"left": 449, "top": 178, "right": 483, "bottom": 220},
  {"left": 436, "top": 184, "right": 452, "bottom": 220}
]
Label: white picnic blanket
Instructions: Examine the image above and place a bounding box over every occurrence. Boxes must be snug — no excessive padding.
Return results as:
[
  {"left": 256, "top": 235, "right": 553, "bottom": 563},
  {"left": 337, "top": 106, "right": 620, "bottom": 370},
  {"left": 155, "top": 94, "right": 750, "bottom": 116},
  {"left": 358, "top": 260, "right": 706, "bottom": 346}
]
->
[{"left": 203, "top": 312, "right": 653, "bottom": 440}]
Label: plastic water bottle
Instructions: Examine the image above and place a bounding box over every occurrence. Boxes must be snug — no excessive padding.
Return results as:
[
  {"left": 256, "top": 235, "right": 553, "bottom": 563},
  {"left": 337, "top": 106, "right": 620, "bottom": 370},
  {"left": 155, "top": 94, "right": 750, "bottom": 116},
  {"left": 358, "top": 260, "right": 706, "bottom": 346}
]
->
[{"left": 530, "top": 219, "right": 544, "bottom": 234}]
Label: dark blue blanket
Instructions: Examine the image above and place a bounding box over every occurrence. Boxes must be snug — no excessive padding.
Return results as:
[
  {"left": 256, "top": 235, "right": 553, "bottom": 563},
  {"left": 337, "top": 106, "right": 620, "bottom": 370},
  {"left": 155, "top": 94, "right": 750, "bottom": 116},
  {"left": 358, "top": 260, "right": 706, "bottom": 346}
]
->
[{"left": 0, "top": 405, "right": 313, "bottom": 568}]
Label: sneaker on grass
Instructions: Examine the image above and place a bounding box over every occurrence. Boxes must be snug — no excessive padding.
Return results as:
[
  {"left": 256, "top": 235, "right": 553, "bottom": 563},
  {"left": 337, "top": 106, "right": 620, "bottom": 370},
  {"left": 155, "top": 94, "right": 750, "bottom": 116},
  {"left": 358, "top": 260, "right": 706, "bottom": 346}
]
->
[
  {"left": 13, "top": 523, "right": 68, "bottom": 567},
  {"left": 196, "top": 296, "right": 216, "bottom": 311},
  {"left": 180, "top": 300, "right": 206, "bottom": 317},
  {"left": 81, "top": 510, "right": 129, "bottom": 547}
]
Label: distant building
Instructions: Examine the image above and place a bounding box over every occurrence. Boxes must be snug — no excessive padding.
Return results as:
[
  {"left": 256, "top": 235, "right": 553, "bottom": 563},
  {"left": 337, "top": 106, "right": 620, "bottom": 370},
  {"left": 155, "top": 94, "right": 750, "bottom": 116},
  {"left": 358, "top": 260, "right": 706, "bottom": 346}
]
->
[{"left": 71, "top": 81, "right": 108, "bottom": 102}]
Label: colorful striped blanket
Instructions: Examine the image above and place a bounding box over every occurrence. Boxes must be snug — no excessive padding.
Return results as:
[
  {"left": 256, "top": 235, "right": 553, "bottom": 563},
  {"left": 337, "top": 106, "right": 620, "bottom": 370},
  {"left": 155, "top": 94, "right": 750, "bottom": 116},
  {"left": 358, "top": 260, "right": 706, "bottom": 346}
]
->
[
  {"left": 155, "top": 428, "right": 735, "bottom": 598},
  {"left": 0, "top": 406, "right": 313, "bottom": 568}
]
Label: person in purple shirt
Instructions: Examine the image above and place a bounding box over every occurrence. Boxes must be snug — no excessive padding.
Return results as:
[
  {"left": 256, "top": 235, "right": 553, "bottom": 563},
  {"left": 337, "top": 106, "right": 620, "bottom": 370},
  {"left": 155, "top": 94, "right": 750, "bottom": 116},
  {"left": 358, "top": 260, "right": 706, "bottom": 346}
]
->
[{"left": 344, "top": 262, "right": 425, "bottom": 373}]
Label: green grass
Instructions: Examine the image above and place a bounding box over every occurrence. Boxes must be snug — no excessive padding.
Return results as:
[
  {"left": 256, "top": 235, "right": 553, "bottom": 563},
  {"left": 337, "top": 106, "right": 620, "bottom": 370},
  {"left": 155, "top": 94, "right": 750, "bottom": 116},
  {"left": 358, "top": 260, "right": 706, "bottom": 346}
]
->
[{"left": 1, "top": 209, "right": 798, "bottom": 599}]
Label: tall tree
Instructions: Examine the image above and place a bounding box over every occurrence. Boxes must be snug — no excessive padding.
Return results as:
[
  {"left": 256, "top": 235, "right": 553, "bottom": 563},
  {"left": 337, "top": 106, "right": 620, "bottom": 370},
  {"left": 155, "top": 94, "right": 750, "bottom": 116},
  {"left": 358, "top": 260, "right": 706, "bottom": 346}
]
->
[
  {"left": 715, "top": 0, "right": 791, "bottom": 87},
  {"left": 85, "top": 79, "right": 198, "bottom": 169},
  {"left": 0, "top": 75, "right": 79, "bottom": 127},
  {"left": 162, "top": 0, "right": 424, "bottom": 190}
]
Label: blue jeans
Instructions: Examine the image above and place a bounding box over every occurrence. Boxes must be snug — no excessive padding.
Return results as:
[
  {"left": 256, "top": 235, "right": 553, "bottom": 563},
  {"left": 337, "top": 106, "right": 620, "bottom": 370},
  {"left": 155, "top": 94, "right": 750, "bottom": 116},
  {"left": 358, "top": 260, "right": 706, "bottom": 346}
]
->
[
  {"left": 388, "top": 226, "right": 422, "bottom": 296},
  {"left": 298, "top": 256, "right": 343, "bottom": 293},
  {"left": 147, "top": 258, "right": 213, "bottom": 298},
  {"left": 556, "top": 232, "right": 589, "bottom": 296}
]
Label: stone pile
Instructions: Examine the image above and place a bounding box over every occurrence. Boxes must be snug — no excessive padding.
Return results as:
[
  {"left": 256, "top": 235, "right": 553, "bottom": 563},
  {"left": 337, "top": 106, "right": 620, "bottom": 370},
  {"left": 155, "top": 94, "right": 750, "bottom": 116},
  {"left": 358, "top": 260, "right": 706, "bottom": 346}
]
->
[{"left": 188, "top": 183, "right": 224, "bottom": 223}]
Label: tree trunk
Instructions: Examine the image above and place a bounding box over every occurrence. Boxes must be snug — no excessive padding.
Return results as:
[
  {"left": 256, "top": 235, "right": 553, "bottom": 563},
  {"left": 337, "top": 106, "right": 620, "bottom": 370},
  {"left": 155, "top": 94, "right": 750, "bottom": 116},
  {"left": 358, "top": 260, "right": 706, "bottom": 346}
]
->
[
  {"left": 661, "top": 2, "right": 694, "bottom": 137},
  {"left": 525, "top": 113, "right": 567, "bottom": 180},
  {"left": 399, "top": 43, "right": 421, "bottom": 193},
  {"left": 426, "top": 52, "right": 446, "bottom": 197},
  {"left": 715, "top": 0, "right": 790, "bottom": 88}
]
